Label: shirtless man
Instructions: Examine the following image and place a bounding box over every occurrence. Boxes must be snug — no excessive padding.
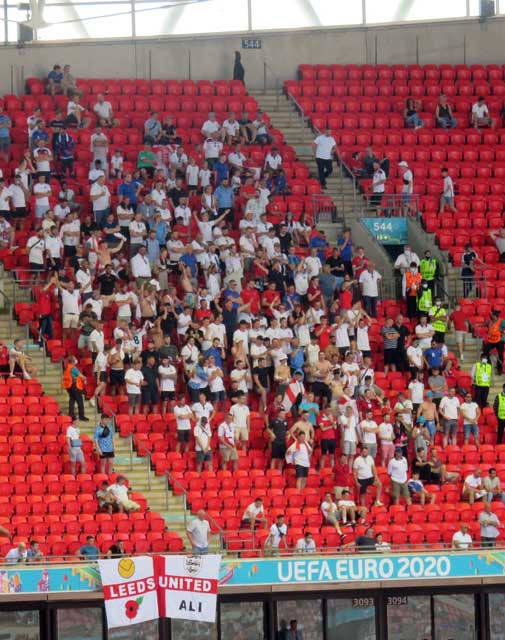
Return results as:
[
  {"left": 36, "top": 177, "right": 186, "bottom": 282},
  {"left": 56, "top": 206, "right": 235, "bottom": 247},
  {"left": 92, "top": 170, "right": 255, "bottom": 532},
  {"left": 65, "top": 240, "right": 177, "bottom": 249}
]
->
[
  {"left": 417, "top": 391, "right": 440, "bottom": 443},
  {"left": 288, "top": 410, "right": 315, "bottom": 444},
  {"left": 96, "top": 238, "right": 125, "bottom": 271},
  {"left": 312, "top": 352, "right": 333, "bottom": 408}
]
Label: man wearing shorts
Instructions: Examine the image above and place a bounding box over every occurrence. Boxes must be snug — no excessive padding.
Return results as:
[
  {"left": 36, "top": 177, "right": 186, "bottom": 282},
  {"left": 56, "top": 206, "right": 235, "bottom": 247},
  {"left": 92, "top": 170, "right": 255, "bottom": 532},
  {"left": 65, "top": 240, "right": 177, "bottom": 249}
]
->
[
  {"left": 320, "top": 492, "right": 344, "bottom": 535},
  {"left": 388, "top": 447, "right": 411, "bottom": 506},
  {"left": 218, "top": 413, "right": 238, "bottom": 471},
  {"left": 318, "top": 406, "right": 337, "bottom": 470},
  {"left": 241, "top": 497, "right": 268, "bottom": 530},
  {"left": 66, "top": 419, "right": 86, "bottom": 476},
  {"left": 338, "top": 489, "right": 368, "bottom": 526},
  {"left": 194, "top": 416, "right": 213, "bottom": 472},
  {"left": 439, "top": 386, "right": 460, "bottom": 447},
  {"left": 229, "top": 393, "right": 250, "bottom": 450},
  {"left": 266, "top": 409, "right": 288, "bottom": 471},
  {"left": 417, "top": 391, "right": 439, "bottom": 441},
  {"left": 340, "top": 405, "right": 358, "bottom": 465},
  {"left": 353, "top": 446, "right": 383, "bottom": 507},
  {"left": 124, "top": 359, "right": 144, "bottom": 416},
  {"left": 174, "top": 395, "right": 194, "bottom": 454},
  {"left": 461, "top": 392, "right": 480, "bottom": 446},
  {"left": 94, "top": 414, "right": 115, "bottom": 474},
  {"left": 286, "top": 430, "right": 313, "bottom": 491},
  {"left": 158, "top": 355, "right": 177, "bottom": 415}
]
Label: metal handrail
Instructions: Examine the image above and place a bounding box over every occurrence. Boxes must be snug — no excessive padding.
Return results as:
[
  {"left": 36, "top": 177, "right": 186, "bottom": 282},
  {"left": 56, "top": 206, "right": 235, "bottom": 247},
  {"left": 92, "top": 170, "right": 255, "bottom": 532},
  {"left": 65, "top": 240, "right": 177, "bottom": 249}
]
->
[
  {"left": 285, "top": 90, "right": 359, "bottom": 215},
  {"left": 263, "top": 61, "right": 281, "bottom": 110},
  {"left": 0, "top": 541, "right": 502, "bottom": 565},
  {"left": 99, "top": 398, "right": 225, "bottom": 548}
]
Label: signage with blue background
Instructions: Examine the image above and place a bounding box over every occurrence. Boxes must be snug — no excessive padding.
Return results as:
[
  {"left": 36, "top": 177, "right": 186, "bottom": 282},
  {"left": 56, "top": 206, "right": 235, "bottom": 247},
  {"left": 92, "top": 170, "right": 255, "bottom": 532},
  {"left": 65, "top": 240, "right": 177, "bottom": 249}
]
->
[
  {"left": 3, "top": 552, "right": 505, "bottom": 594},
  {"left": 361, "top": 218, "right": 408, "bottom": 245}
]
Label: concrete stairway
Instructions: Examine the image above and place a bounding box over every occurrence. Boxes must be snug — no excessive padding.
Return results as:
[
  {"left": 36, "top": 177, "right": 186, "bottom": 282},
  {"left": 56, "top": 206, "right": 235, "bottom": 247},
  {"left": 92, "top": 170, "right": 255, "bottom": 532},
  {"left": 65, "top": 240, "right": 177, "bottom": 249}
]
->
[{"left": 0, "top": 269, "right": 222, "bottom": 552}]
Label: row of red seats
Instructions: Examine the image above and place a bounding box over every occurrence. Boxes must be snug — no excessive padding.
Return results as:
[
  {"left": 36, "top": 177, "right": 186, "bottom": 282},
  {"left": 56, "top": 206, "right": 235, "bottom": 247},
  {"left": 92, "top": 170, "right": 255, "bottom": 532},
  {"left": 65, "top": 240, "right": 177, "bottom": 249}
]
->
[
  {"left": 25, "top": 77, "right": 247, "bottom": 97},
  {"left": 298, "top": 63, "right": 505, "bottom": 82}
]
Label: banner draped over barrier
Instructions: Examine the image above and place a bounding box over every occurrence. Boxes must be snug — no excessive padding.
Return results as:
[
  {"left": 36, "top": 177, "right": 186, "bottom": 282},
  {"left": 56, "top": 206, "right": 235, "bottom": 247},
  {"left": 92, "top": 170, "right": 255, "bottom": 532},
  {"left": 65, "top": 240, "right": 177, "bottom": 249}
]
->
[{"left": 98, "top": 555, "right": 221, "bottom": 630}]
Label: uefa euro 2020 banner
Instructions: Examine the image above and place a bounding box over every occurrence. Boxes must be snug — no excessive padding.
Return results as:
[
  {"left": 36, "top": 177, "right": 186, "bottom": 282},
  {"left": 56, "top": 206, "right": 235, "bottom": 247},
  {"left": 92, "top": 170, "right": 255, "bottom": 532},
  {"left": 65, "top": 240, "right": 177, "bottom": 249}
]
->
[{"left": 98, "top": 555, "right": 221, "bottom": 630}]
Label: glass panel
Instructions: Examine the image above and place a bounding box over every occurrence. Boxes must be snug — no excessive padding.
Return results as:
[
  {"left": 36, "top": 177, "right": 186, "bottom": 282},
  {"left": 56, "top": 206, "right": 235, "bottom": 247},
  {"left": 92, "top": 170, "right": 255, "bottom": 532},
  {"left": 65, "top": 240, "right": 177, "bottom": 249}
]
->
[
  {"left": 326, "top": 597, "right": 376, "bottom": 640},
  {"left": 277, "top": 600, "right": 323, "bottom": 640},
  {"left": 434, "top": 594, "right": 476, "bottom": 640},
  {"left": 108, "top": 619, "right": 158, "bottom": 640},
  {"left": 365, "top": 0, "right": 467, "bottom": 23},
  {"left": 252, "top": 0, "right": 361, "bottom": 29},
  {"left": 489, "top": 592, "right": 505, "bottom": 639},
  {"left": 135, "top": 0, "right": 248, "bottom": 37},
  {"left": 386, "top": 595, "right": 431, "bottom": 639},
  {"left": 38, "top": 4, "right": 132, "bottom": 41},
  {"left": 0, "top": 610, "right": 39, "bottom": 639},
  {"left": 57, "top": 607, "right": 102, "bottom": 640},
  {"left": 171, "top": 618, "right": 217, "bottom": 640},
  {"left": 220, "top": 601, "right": 264, "bottom": 640}
]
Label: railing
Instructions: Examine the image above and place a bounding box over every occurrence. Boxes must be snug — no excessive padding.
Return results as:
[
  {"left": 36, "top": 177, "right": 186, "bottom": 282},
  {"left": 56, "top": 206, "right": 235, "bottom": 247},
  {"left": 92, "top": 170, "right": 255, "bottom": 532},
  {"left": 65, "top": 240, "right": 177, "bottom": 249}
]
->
[
  {"left": 0, "top": 541, "right": 502, "bottom": 565},
  {"left": 99, "top": 398, "right": 225, "bottom": 548},
  {"left": 379, "top": 274, "right": 451, "bottom": 307},
  {"left": 286, "top": 90, "right": 359, "bottom": 213},
  {"left": 262, "top": 61, "right": 281, "bottom": 110}
]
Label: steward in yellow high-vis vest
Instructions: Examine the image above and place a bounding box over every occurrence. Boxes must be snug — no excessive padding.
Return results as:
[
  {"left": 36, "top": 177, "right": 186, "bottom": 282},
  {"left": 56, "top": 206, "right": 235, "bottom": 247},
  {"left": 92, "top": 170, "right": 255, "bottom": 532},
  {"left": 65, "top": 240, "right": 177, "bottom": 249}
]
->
[
  {"left": 429, "top": 299, "right": 447, "bottom": 342},
  {"left": 473, "top": 356, "right": 492, "bottom": 409}
]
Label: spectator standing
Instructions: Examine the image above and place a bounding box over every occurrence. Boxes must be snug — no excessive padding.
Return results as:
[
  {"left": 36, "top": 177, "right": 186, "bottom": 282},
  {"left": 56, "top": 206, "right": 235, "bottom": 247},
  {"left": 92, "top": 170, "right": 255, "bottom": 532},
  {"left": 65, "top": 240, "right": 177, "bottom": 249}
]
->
[
  {"left": 388, "top": 447, "right": 411, "bottom": 506},
  {"left": 312, "top": 128, "right": 336, "bottom": 189},
  {"left": 472, "top": 354, "right": 492, "bottom": 409},
  {"left": 359, "top": 261, "right": 382, "bottom": 318},
  {"left": 286, "top": 430, "right": 312, "bottom": 490},
  {"left": 494, "top": 383, "right": 505, "bottom": 444},
  {"left": 439, "top": 167, "right": 457, "bottom": 214},
  {"left": 124, "top": 359, "right": 144, "bottom": 416},
  {"left": 460, "top": 393, "right": 480, "bottom": 446},
  {"left": 66, "top": 419, "right": 86, "bottom": 475},
  {"left": 194, "top": 416, "right": 213, "bottom": 473},
  {"left": 62, "top": 356, "right": 88, "bottom": 422},
  {"left": 218, "top": 412, "right": 238, "bottom": 471},
  {"left": 94, "top": 414, "right": 115, "bottom": 474},
  {"left": 186, "top": 510, "right": 211, "bottom": 555},
  {"left": 174, "top": 395, "right": 194, "bottom": 454},
  {"left": 78, "top": 536, "right": 99, "bottom": 561},
  {"left": 439, "top": 387, "right": 461, "bottom": 447},
  {"left": 370, "top": 162, "right": 386, "bottom": 212},
  {"left": 353, "top": 446, "right": 383, "bottom": 507},
  {"left": 479, "top": 504, "right": 501, "bottom": 548}
]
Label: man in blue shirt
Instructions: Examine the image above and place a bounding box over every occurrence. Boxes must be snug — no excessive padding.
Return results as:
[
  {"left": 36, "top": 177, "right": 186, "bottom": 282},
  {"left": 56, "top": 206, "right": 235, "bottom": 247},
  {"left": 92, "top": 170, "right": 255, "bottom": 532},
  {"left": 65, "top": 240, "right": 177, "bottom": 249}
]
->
[
  {"left": 0, "top": 105, "right": 11, "bottom": 163},
  {"left": 289, "top": 340, "right": 305, "bottom": 374},
  {"left": 180, "top": 246, "right": 198, "bottom": 278},
  {"left": 213, "top": 153, "right": 229, "bottom": 185},
  {"left": 337, "top": 228, "right": 353, "bottom": 275},
  {"left": 214, "top": 178, "right": 234, "bottom": 216},
  {"left": 32, "top": 123, "right": 49, "bottom": 149},
  {"left": 223, "top": 281, "right": 241, "bottom": 309},
  {"left": 47, "top": 64, "right": 63, "bottom": 95},
  {"left": 144, "top": 112, "right": 162, "bottom": 144},
  {"left": 309, "top": 229, "right": 329, "bottom": 263},
  {"left": 79, "top": 535, "right": 100, "bottom": 561},
  {"left": 118, "top": 173, "right": 141, "bottom": 210},
  {"left": 204, "top": 338, "right": 224, "bottom": 368},
  {"left": 424, "top": 339, "right": 444, "bottom": 372},
  {"left": 94, "top": 414, "right": 115, "bottom": 474}
]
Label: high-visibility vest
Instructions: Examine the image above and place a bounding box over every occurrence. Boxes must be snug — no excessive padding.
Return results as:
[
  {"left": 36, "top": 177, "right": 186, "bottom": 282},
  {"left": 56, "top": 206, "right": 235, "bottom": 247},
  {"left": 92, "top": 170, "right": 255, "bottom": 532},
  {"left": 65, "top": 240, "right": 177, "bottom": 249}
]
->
[
  {"left": 62, "top": 363, "right": 84, "bottom": 390},
  {"left": 417, "top": 289, "right": 433, "bottom": 312},
  {"left": 430, "top": 306, "right": 447, "bottom": 333},
  {"left": 474, "top": 362, "right": 492, "bottom": 388},
  {"left": 405, "top": 272, "right": 422, "bottom": 296},
  {"left": 488, "top": 319, "right": 503, "bottom": 344},
  {"left": 420, "top": 258, "right": 437, "bottom": 281},
  {"left": 497, "top": 394, "right": 505, "bottom": 419}
]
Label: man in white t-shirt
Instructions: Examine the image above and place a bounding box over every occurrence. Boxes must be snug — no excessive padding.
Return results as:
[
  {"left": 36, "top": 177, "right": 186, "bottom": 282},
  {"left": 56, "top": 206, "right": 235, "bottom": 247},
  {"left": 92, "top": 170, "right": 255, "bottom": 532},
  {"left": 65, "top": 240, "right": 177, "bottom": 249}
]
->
[
  {"left": 218, "top": 413, "right": 238, "bottom": 471},
  {"left": 201, "top": 112, "right": 221, "bottom": 138},
  {"left": 59, "top": 280, "right": 81, "bottom": 339},
  {"left": 295, "top": 532, "right": 317, "bottom": 554},
  {"left": 33, "top": 175, "right": 52, "bottom": 219},
  {"left": 90, "top": 175, "right": 110, "bottom": 226},
  {"left": 360, "top": 409, "right": 379, "bottom": 459},
  {"left": 66, "top": 419, "right": 86, "bottom": 475},
  {"left": 439, "top": 386, "right": 461, "bottom": 447},
  {"left": 471, "top": 96, "right": 495, "bottom": 130},
  {"left": 462, "top": 468, "right": 487, "bottom": 504},
  {"left": 353, "top": 446, "right": 383, "bottom": 507},
  {"left": 173, "top": 395, "right": 194, "bottom": 454},
  {"left": 439, "top": 167, "right": 457, "bottom": 214},
  {"left": 158, "top": 356, "right": 177, "bottom": 414},
  {"left": 187, "top": 510, "right": 211, "bottom": 555},
  {"left": 265, "top": 514, "right": 288, "bottom": 554},
  {"left": 388, "top": 448, "right": 411, "bottom": 506},
  {"left": 460, "top": 391, "right": 481, "bottom": 446},
  {"left": 230, "top": 394, "right": 250, "bottom": 449},
  {"left": 398, "top": 160, "right": 413, "bottom": 215},
  {"left": 93, "top": 94, "right": 118, "bottom": 128},
  {"left": 193, "top": 416, "right": 213, "bottom": 472},
  {"left": 452, "top": 523, "right": 472, "bottom": 550},
  {"left": 242, "top": 497, "right": 267, "bottom": 530},
  {"left": 312, "top": 128, "right": 336, "bottom": 189},
  {"left": 124, "top": 360, "right": 144, "bottom": 416},
  {"left": 27, "top": 229, "right": 46, "bottom": 279},
  {"left": 359, "top": 262, "right": 382, "bottom": 318}
]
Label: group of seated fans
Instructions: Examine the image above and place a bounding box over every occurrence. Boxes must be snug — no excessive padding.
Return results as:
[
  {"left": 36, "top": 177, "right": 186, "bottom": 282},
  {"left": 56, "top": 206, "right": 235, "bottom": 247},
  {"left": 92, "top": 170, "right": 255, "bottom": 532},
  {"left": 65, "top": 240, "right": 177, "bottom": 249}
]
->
[{"left": 0, "top": 65, "right": 503, "bottom": 558}]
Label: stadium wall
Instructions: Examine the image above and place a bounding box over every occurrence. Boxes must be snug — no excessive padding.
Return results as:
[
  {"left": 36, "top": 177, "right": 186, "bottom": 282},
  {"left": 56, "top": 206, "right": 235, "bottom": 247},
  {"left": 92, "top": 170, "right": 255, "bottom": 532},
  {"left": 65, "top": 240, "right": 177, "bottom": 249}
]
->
[{"left": 0, "top": 16, "right": 505, "bottom": 95}]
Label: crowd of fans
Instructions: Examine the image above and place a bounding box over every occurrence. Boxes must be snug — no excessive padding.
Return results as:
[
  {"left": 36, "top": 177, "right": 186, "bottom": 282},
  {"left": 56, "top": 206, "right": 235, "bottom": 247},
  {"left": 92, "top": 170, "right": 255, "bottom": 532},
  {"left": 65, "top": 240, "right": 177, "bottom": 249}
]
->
[{"left": 0, "top": 67, "right": 504, "bottom": 558}]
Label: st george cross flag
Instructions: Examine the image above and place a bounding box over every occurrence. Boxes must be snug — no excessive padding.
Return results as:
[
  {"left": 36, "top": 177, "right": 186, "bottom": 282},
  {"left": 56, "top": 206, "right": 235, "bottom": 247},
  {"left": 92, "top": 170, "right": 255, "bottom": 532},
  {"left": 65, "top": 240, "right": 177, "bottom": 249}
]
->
[
  {"left": 99, "top": 556, "right": 159, "bottom": 629},
  {"left": 154, "top": 554, "right": 221, "bottom": 623},
  {"left": 281, "top": 378, "right": 305, "bottom": 413}
]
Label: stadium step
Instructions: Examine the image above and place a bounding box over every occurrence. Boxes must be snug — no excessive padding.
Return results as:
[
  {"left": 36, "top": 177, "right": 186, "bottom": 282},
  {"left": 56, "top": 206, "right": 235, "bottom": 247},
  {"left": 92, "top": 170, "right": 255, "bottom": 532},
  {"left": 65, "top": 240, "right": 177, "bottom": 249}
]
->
[{"left": 0, "top": 271, "right": 221, "bottom": 552}]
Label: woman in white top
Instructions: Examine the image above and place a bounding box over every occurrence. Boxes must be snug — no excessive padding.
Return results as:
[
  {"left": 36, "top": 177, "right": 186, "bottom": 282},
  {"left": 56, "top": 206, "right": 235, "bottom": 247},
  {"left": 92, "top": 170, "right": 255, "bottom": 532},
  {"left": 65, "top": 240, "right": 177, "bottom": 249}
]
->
[
  {"left": 378, "top": 413, "right": 395, "bottom": 467},
  {"left": 200, "top": 185, "right": 217, "bottom": 216}
]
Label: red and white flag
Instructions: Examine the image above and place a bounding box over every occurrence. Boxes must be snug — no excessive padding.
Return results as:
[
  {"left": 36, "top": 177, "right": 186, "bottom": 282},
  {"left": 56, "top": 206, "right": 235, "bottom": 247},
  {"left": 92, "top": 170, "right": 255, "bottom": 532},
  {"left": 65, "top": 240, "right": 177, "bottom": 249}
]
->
[
  {"left": 282, "top": 378, "right": 305, "bottom": 413},
  {"left": 99, "top": 556, "right": 159, "bottom": 629},
  {"left": 154, "top": 554, "right": 221, "bottom": 623}
]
